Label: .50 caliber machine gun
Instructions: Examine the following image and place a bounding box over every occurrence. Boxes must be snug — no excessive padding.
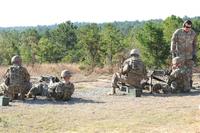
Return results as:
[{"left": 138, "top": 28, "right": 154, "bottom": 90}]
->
[{"left": 142, "top": 69, "right": 172, "bottom": 94}]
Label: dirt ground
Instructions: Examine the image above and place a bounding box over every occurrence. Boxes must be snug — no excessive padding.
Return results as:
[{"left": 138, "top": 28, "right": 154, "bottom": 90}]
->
[{"left": 1, "top": 73, "right": 200, "bottom": 133}]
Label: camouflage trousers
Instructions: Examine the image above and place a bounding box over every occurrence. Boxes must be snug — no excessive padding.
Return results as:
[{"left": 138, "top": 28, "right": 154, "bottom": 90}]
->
[
  {"left": 26, "top": 83, "right": 49, "bottom": 98},
  {"left": 182, "top": 59, "right": 193, "bottom": 89},
  {"left": 26, "top": 83, "right": 74, "bottom": 101},
  {"left": 170, "top": 78, "right": 191, "bottom": 93},
  {"left": 184, "top": 59, "right": 193, "bottom": 81},
  {"left": 50, "top": 89, "right": 74, "bottom": 101},
  {"left": 111, "top": 72, "right": 142, "bottom": 89},
  {"left": 0, "top": 83, "right": 8, "bottom": 96},
  {"left": 0, "top": 82, "right": 31, "bottom": 100}
]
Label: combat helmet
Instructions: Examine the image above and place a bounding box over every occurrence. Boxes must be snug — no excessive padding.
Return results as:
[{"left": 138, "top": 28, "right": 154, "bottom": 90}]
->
[
  {"left": 11, "top": 55, "right": 22, "bottom": 65},
  {"left": 130, "top": 49, "right": 140, "bottom": 56},
  {"left": 172, "top": 57, "right": 183, "bottom": 65},
  {"left": 61, "top": 69, "right": 72, "bottom": 78}
]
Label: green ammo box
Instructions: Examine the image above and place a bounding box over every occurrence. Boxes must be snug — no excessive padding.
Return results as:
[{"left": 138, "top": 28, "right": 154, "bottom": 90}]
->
[
  {"left": 0, "top": 96, "right": 10, "bottom": 106},
  {"left": 128, "top": 88, "right": 142, "bottom": 97}
]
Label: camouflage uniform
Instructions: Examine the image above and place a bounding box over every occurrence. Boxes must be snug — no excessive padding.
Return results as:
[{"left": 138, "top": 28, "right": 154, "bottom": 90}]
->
[
  {"left": 26, "top": 81, "right": 74, "bottom": 101},
  {"left": 171, "top": 22, "right": 197, "bottom": 87},
  {"left": 0, "top": 83, "right": 8, "bottom": 95},
  {"left": 27, "top": 69, "right": 74, "bottom": 101},
  {"left": 168, "top": 57, "right": 191, "bottom": 93},
  {"left": 0, "top": 64, "right": 31, "bottom": 100},
  {"left": 111, "top": 49, "right": 147, "bottom": 94},
  {"left": 26, "top": 83, "right": 49, "bottom": 98},
  {"left": 48, "top": 82, "right": 75, "bottom": 100}
]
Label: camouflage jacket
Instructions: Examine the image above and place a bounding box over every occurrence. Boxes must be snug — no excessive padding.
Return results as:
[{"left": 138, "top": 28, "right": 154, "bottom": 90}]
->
[
  {"left": 121, "top": 56, "right": 147, "bottom": 87},
  {"left": 48, "top": 81, "right": 75, "bottom": 100},
  {"left": 27, "top": 81, "right": 75, "bottom": 100},
  {"left": 168, "top": 66, "right": 190, "bottom": 85},
  {"left": 5, "top": 65, "right": 30, "bottom": 86},
  {"left": 171, "top": 28, "right": 197, "bottom": 59}
]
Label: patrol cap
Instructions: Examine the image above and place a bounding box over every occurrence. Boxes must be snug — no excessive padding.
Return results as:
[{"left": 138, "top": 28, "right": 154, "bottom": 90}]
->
[
  {"left": 130, "top": 49, "right": 140, "bottom": 56},
  {"left": 61, "top": 69, "right": 72, "bottom": 78}
]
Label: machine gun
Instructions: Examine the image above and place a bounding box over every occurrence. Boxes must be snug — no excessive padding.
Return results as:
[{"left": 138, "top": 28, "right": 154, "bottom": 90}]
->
[
  {"left": 143, "top": 69, "right": 172, "bottom": 94},
  {"left": 39, "top": 75, "right": 60, "bottom": 84}
]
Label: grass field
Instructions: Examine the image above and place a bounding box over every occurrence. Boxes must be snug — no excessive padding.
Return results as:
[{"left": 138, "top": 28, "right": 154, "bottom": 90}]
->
[{"left": 0, "top": 64, "right": 200, "bottom": 133}]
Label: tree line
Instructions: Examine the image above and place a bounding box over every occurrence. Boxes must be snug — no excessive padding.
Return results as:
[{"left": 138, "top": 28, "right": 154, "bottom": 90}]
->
[{"left": 0, "top": 15, "right": 200, "bottom": 69}]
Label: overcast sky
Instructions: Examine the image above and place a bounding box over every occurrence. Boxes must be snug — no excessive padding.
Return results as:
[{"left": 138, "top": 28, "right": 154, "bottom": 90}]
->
[{"left": 0, "top": 0, "right": 199, "bottom": 27}]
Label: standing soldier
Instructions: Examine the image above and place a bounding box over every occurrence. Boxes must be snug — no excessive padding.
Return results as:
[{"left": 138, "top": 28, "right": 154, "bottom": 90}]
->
[
  {"left": 171, "top": 20, "right": 198, "bottom": 91},
  {"left": 0, "top": 55, "right": 31, "bottom": 101},
  {"left": 26, "top": 70, "right": 75, "bottom": 101},
  {"left": 108, "top": 49, "right": 147, "bottom": 95}
]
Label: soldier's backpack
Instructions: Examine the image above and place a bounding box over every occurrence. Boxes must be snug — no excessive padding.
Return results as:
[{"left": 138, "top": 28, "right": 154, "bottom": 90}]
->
[
  {"left": 129, "top": 59, "right": 145, "bottom": 75},
  {"left": 9, "top": 66, "right": 24, "bottom": 86}
]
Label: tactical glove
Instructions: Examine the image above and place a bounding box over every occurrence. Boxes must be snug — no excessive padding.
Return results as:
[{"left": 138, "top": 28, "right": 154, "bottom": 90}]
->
[{"left": 192, "top": 55, "right": 198, "bottom": 66}]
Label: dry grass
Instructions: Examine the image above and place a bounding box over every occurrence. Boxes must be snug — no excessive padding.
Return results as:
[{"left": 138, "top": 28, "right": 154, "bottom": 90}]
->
[
  {"left": 1, "top": 94, "right": 200, "bottom": 133},
  {"left": 0, "top": 63, "right": 118, "bottom": 78},
  {"left": 27, "top": 63, "right": 81, "bottom": 77},
  {"left": 0, "top": 63, "right": 80, "bottom": 78}
]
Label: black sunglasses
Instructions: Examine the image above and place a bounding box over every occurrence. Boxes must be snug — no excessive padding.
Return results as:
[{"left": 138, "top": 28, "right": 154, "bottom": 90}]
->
[{"left": 185, "top": 26, "right": 192, "bottom": 28}]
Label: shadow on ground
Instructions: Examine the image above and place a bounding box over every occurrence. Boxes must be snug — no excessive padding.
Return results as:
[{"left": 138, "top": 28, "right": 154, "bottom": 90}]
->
[
  {"left": 14, "top": 97, "right": 105, "bottom": 105},
  {"left": 142, "top": 89, "right": 200, "bottom": 97}
]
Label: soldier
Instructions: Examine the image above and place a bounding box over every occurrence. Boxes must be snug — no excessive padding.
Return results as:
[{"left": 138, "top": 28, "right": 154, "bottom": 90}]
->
[
  {"left": 0, "top": 55, "right": 31, "bottom": 101},
  {"left": 171, "top": 20, "right": 197, "bottom": 90},
  {"left": 168, "top": 57, "right": 190, "bottom": 93},
  {"left": 108, "top": 49, "right": 147, "bottom": 95},
  {"left": 26, "top": 70, "right": 75, "bottom": 101}
]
